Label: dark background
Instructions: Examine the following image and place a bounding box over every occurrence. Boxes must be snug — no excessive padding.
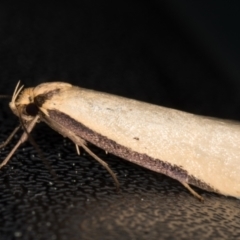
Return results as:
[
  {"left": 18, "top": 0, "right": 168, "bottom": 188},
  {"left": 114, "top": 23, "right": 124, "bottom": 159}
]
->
[{"left": 0, "top": 1, "right": 240, "bottom": 239}]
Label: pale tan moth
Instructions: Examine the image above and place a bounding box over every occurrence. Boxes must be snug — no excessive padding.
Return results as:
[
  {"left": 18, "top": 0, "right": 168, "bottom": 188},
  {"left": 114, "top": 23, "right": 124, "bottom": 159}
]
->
[{"left": 1, "top": 81, "right": 240, "bottom": 201}]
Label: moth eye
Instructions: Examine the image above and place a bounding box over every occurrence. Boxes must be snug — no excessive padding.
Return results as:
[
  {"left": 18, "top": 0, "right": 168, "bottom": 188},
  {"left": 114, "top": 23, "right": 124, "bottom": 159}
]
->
[{"left": 25, "top": 103, "right": 39, "bottom": 116}]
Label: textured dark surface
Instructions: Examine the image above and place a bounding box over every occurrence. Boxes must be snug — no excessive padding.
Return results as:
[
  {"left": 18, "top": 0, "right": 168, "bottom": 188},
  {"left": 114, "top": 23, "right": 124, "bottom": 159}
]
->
[{"left": 1, "top": 2, "right": 240, "bottom": 240}]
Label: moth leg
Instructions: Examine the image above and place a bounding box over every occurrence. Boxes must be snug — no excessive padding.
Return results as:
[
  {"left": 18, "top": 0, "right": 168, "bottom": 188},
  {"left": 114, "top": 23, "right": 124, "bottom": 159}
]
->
[
  {"left": 42, "top": 116, "right": 120, "bottom": 189},
  {"left": 180, "top": 181, "right": 204, "bottom": 201},
  {"left": 80, "top": 142, "right": 120, "bottom": 190},
  {"left": 0, "top": 130, "right": 28, "bottom": 168},
  {"left": 0, "top": 124, "right": 21, "bottom": 149},
  {"left": 0, "top": 116, "right": 39, "bottom": 168},
  {"left": 69, "top": 135, "right": 120, "bottom": 190},
  {"left": 75, "top": 144, "right": 80, "bottom": 155}
]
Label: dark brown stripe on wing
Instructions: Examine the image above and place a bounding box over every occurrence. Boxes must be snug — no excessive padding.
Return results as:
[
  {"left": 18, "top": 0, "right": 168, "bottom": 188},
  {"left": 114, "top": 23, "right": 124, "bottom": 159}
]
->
[{"left": 47, "top": 109, "right": 217, "bottom": 193}]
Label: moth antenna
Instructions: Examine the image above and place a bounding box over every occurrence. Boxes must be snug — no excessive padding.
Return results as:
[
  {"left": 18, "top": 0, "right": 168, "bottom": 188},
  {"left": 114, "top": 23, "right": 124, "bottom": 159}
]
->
[
  {"left": 0, "top": 115, "right": 39, "bottom": 168},
  {"left": 180, "top": 181, "right": 204, "bottom": 201},
  {"left": 12, "top": 81, "right": 21, "bottom": 101},
  {"left": 0, "top": 124, "right": 21, "bottom": 149},
  {"left": 12, "top": 81, "right": 24, "bottom": 104},
  {"left": 79, "top": 143, "right": 120, "bottom": 190},
  {"left": 0, "top": 82, "right": 24, "bottom": 149},
  {"left": 13, "top": 85, "right": 24, "bottom": 103},
  {"left": 0, "top": 95, "right": 11, "bottom": 98}
]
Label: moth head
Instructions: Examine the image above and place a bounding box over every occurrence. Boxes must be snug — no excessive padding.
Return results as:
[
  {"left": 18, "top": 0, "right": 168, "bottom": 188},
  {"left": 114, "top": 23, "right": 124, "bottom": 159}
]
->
[{"left": 9, "top": 82, "right": 39, "bottom": 122}]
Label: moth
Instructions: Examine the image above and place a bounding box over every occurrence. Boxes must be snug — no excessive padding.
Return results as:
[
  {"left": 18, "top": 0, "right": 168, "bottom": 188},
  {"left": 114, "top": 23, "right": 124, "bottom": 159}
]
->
[{"left": 1, "top": 81, "right": 240, "bottom": 201}]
